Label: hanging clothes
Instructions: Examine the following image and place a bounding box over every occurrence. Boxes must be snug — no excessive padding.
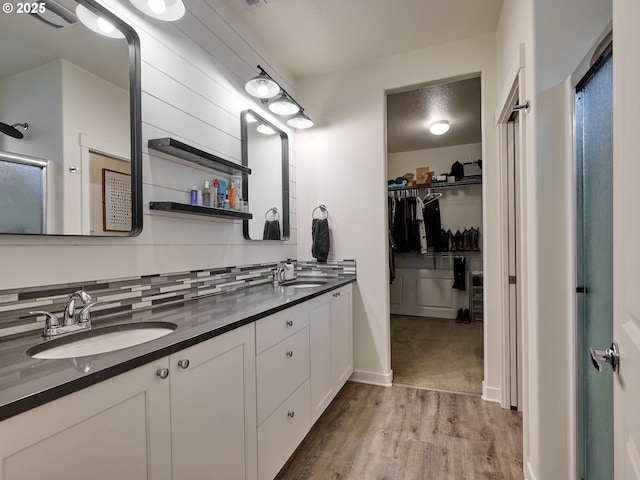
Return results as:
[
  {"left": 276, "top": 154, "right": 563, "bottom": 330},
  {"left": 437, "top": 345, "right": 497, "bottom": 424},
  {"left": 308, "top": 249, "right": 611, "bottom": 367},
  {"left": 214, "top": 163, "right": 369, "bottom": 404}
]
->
[
  {"left": 415, "top": 196, "right": 428, "bottom": 254},
  {"left": 423, "top": 198, "right": 443, "bottom": 251},
  {"left": 452, "top": 256, "right": 466, "bottom": 290}
]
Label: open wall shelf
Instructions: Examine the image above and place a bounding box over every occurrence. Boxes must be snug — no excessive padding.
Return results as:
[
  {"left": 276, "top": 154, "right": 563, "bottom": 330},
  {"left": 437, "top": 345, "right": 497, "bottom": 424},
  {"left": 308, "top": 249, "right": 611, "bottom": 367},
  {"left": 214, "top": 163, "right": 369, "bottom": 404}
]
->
[
  {"left": 149, "top": 202, "right": 252, "bottom": 220},
  {"left": 388, "top": 175, "right": 482, "bottom": 192},
  {"left": 148, "top": 138, "right": 251, "bottom": 175}
]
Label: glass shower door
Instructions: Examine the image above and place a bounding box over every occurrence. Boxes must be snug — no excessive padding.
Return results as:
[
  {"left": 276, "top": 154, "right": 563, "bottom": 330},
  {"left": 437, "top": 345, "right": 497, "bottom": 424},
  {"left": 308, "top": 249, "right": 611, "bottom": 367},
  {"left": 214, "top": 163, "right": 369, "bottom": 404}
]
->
[{"left": 576, "top": 46, "right": 613, "bottom": 480}]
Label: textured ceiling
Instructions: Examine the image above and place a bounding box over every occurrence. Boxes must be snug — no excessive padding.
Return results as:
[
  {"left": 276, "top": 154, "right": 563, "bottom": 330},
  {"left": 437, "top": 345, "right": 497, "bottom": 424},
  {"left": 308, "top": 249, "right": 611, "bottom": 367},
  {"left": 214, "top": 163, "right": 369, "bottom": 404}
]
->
[
  {"left": 386, "top": 77, "right": 482, "bottom": 154},
  {"left": 220, "top": 0, "right": 503, "bottom": 80}
]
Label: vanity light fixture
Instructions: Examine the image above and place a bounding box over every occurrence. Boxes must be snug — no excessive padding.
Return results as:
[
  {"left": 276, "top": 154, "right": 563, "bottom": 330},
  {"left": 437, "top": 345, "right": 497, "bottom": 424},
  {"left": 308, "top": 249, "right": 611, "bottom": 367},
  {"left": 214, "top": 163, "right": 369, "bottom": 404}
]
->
[
  {"left": 245, "top": 67, "right": 280, "bottom": 99},
  {"left": 256, "top": 124, "right": 277, "bottom": 135},
  {"left": 129, "top": 0, "right": 185, "bottom": 21},
  {"left": 287, "top": 111, "right": 314, "bottom": 129},
  {"left": 429, "top": 120, "right": 450, "bottom": 135},
  {"left": 268, "top": 92, "right": 300, "bottom": 115},
  {"left": 76, "top": 4, "right": 125, "bottom": 39},
  {"left": 245, "top": 65, "right": 313, "bottom": 129}
]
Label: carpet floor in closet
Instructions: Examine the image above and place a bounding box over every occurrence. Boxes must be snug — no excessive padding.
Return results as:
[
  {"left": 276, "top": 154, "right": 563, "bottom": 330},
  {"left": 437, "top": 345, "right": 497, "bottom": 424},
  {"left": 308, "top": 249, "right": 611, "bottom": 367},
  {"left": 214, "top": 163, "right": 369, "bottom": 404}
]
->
[{"left": 391, "top": 314, "right": 484, "bottom": 395}]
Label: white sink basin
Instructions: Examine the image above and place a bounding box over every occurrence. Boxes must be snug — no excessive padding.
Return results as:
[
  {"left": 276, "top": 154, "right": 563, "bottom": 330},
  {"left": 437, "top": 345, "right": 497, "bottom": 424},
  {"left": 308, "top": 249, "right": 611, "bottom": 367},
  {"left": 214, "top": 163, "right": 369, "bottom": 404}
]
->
[
  {"left": 27, "top": 321, "right": 177, "bottom": 359},
  {"left": 282, "top": 280, "right": 327, "bottom": 288}
]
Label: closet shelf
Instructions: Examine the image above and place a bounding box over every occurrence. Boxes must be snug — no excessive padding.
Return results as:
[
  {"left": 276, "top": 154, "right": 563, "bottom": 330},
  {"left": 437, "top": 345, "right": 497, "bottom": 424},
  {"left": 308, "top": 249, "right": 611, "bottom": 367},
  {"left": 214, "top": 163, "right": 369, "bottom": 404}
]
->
[
  {"left": 388, "top": 175, "right": 482, "bottom": 191},
  {"left": 395, "top": 251, "right": 482, "bottom": 257},
  {"left": 148, "top": 138, "right": 251, "bottom": 176},
  {"left": 149, "top": 202, "right": 253, "bottom": 220}
]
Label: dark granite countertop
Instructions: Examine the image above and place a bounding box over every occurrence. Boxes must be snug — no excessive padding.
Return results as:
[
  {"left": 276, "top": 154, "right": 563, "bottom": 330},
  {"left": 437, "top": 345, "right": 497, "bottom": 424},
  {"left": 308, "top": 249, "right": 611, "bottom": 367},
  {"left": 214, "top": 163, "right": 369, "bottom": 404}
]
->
[{"left": 0, "top": 277, "right": 355, "bottom": 421}]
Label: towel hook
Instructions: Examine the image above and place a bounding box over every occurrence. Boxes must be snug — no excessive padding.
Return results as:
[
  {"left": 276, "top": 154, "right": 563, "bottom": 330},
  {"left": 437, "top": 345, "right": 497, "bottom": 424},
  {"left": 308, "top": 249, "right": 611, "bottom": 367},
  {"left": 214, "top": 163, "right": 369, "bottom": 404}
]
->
[
  {"left": 312, "top": 204, "right": 328, "bottom": 219},
  {"left": 265, "top": 207, "right": 279, "bottom": 221}
]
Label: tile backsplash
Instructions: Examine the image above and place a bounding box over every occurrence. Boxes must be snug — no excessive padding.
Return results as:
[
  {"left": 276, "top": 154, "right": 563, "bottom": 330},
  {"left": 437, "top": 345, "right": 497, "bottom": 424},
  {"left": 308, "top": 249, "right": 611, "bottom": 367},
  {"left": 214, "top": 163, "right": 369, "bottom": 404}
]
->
[{"left": 0, "top": 259, "right": 356, "bottom": 338}]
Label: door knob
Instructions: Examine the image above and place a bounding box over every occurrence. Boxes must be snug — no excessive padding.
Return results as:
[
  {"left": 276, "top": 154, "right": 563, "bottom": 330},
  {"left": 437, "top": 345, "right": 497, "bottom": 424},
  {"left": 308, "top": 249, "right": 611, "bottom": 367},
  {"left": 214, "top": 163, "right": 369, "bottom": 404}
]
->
[{"left": 589, "top": 342, "right": 620, "bottom": 372}]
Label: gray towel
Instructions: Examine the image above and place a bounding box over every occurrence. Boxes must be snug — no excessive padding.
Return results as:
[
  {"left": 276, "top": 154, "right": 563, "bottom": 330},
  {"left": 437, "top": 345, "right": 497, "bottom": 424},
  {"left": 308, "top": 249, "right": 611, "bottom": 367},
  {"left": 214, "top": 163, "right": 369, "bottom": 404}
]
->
[
  {"left": 263, "top": 220, "right": 281, "bottom": 240},
  {"left": 312, "top": 218, "right": 330, "bottom": 262}
]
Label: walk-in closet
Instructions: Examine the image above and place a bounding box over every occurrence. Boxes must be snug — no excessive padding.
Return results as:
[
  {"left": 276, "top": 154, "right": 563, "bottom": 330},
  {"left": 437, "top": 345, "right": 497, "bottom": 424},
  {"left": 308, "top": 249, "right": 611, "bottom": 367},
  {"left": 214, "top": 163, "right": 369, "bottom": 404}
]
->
[{"left": 386, "top": 76, "right": 484, "bottom": 395}]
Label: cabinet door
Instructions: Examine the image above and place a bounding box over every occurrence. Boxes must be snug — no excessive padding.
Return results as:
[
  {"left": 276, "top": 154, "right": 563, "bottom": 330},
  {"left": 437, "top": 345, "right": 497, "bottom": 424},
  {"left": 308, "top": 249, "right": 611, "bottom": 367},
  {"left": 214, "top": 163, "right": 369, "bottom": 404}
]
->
[
  {"left": 309, "top": 293, "right": 333, "bottom": 425},
  {"left": 332, "top": 285, "right": 353, "bottom": 390},
  {"left": 170, "top": 323, "right": 257, "bottom": 480},
  {"left": 0, "top": 358, "right": 172, "bottom": 480}
]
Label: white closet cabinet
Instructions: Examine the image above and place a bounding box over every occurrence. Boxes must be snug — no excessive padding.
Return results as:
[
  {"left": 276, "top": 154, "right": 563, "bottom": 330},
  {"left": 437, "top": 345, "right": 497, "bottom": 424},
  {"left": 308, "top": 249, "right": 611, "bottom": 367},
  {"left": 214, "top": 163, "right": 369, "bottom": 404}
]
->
[
  {"left": 309, "top": 284, "right": 353, "bottom": 425},
  {"left": 0, "top": 323, "right": 257, "bottom": 480},
  {"left": 0, "top": 357, "right": 173, "bottom": 480}
]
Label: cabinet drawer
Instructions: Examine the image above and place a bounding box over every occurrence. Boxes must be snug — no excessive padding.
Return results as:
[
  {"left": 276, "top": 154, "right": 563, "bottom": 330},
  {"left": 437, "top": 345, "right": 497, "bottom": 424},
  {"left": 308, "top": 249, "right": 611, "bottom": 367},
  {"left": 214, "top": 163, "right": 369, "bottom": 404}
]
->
[
  {"left": 257, "top": 380, "right": 311, "bottom": 480},
  {"left": 256, "top": 326, "right": 310, "bottom": 425},
  {"left": 256, "top": 302, "right": 309, "bottom": 354}
]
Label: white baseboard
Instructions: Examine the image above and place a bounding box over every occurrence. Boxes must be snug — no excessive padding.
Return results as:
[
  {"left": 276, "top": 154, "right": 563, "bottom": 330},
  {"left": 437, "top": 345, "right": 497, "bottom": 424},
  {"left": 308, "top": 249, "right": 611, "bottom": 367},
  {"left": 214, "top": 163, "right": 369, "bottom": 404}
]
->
[
  {"left": 349, "top": 369, "right": 393, "bottom": 387},
  {"left": 482, "top": 381, "right": 502, "bottom": 404}
]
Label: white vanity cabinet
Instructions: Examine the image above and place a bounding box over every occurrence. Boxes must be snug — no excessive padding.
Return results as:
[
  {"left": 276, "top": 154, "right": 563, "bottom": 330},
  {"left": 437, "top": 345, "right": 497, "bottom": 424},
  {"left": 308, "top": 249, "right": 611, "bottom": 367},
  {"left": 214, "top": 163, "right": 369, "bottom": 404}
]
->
[
  {"left": 169, "top": 323, "right": 257, "bottom": 480},
  {"left": 0, "top": 357, "right": 173, "bottom": 480},
  {"left": 309, "top": 284, "right": 353, "bottom": 424},
  {"left": 0, "top": 323, "right": 257, "bottom": 480},
  {"left": 255, "top": 302, "right": 311, "bottom": 480}
]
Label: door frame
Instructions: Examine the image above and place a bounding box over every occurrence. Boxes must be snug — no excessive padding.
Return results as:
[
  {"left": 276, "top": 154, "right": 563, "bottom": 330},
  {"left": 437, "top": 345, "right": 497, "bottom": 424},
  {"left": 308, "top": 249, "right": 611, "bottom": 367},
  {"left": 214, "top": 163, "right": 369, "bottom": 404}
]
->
[
  {"left": 495, "top": 44, "right": 527, "bottom": 411},
  {"left": 569, "top": 22, "right": 614, "bottom": 478}
]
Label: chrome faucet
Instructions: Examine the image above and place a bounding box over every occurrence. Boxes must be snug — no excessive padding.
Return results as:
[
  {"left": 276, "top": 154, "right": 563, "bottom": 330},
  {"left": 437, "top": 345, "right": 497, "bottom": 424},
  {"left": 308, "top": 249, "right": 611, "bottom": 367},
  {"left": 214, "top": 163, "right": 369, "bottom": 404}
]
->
[
  {"left": 273, "top": 261, "right": 296, "bottom": 286},
  {"left": 30, "top": 290, "right": 100, "bottom": 339}
]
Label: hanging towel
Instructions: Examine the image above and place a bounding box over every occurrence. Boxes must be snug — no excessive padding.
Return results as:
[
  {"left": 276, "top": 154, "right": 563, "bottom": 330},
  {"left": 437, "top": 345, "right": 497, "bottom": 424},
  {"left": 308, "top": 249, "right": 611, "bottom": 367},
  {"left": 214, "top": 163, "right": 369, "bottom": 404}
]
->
[
  {"left": 263, "top": 220, "right": 281, "bottom": 240},
  {"left": 312, "top": 218, "right": 330, "bottom": 262}
]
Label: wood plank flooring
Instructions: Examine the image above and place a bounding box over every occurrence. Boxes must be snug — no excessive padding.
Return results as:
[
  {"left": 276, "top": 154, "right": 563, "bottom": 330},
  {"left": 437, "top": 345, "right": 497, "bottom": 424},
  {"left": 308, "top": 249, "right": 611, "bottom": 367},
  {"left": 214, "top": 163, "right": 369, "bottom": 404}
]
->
[{"left": 276, "top": 382, "right": 523, "bottom": 480}]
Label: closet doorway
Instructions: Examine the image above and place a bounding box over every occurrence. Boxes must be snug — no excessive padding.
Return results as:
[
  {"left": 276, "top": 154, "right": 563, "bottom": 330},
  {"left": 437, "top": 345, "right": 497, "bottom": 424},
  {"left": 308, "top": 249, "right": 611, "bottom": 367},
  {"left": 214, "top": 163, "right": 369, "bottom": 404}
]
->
[{"left": 386, "top": 75, "right": 484, "bottom": 395}]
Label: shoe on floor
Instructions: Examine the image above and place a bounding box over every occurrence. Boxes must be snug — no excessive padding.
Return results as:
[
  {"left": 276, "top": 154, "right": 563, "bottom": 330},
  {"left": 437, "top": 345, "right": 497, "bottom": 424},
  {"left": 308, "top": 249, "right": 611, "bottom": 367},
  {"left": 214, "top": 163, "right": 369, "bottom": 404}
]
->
[
  {"left": 455, "top": 308, "right": 464, "bottom": 323},
  {"left": 463, "top": 308, "right": 471, "bottom": 323}
]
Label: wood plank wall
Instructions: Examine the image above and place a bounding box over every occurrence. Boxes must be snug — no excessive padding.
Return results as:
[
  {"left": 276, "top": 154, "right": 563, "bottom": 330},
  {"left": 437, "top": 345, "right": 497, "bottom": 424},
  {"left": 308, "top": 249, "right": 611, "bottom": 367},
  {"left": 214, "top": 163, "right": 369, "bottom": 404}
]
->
[{"left": 0, "top": 0, "right": 298, "bottom": 290}]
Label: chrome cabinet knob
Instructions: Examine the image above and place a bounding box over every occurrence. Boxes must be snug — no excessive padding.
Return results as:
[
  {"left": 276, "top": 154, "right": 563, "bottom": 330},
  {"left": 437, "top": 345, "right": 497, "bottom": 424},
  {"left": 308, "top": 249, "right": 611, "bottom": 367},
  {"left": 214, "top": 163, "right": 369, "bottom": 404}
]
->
[
  {"left": 177, "top": 359, "right": 190, "bottom": 369},
  {"left": 286, "top": 320, "right": 293, "bottom": 327},
  {"left": 285, "top": 350, "right": 294, "bottom": 358},
  {"left": 287, "top": 411, "right": 295, "bottom": 418},
  {"left": 156, "top": 368, "right": 170, "bottom": 379}
]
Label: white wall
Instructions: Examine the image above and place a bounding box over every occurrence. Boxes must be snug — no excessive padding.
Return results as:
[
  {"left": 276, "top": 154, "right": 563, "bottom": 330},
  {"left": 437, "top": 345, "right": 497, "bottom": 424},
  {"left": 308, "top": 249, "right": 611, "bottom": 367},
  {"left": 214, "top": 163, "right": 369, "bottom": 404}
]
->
[
  {"left": 497, "top": 1, "right": 612, "bottom": 479},
  {"left": 0, "top": 0, "right": 297, "bottom": 290},
  {"left": 296, "top": 34, "right": 499, "bottom": 392}
]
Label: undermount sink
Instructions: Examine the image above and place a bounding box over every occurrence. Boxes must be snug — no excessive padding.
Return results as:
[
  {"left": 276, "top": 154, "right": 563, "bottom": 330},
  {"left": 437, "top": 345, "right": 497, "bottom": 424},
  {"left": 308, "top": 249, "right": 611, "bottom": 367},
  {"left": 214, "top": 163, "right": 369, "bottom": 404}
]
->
[
  {"left": 281, "top": 280, "right": 327, "bottom": 288},
  {"left": 27, "top": 321, "right": 177, "bottom": 360}
]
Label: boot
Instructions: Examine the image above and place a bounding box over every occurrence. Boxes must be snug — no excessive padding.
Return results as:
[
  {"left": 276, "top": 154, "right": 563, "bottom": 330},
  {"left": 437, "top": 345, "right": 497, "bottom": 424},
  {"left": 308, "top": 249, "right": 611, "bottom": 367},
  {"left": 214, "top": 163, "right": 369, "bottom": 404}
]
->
[
  {"left": 463, "top": 308, "right": 471, "bottom": 323},
  {"left": 455, "top": 308, "right": 464, "bottom": 323}
]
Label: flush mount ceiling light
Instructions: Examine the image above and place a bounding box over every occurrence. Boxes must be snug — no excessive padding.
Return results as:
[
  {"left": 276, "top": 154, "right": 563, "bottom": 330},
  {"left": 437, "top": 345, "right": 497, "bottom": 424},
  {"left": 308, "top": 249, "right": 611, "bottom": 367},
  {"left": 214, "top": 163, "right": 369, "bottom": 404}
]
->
[
  {"left": 129, "top": 0, "right": 185, "bottom": 21},
  {"left": 429, "top": 120, "right": 450, "bottom": 135},
  {"left": 287, "top": 111, "right": 314, "bottom": 129},
  {"left": 268, "top": 92, "right": 300, "bottom": 115},
  {"left": 76, "top": 4, "right": 125, "bottom": 38},
  {"left": 245, "top": 65, "right": 313, "bottom": 129}
]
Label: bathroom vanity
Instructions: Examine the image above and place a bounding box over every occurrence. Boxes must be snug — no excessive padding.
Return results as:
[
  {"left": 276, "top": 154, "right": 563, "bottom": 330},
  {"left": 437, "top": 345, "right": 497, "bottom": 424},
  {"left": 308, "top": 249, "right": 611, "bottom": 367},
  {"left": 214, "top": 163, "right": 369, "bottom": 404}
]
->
[{"left": 0, "top": 279, "right": 354, "bottom": 480}]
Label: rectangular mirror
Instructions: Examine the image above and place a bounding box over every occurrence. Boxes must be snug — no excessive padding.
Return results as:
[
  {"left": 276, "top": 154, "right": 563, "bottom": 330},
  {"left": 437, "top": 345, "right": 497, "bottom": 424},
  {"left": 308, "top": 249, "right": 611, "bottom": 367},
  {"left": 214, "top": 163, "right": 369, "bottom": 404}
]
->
[
  {"left": 241, "top": 110, "right": 289, "bottom": 240},
  {"left": 0, "top": 0, "right": 142, "bottom": 236}
]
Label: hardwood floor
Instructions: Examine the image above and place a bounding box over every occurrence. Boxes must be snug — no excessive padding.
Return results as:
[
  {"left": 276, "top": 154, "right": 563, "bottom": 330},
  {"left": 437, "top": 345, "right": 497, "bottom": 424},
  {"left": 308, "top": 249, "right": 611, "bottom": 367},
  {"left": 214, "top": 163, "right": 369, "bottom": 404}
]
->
[{"left": 276, "top": 382, "right": 523, "bottom": 480}]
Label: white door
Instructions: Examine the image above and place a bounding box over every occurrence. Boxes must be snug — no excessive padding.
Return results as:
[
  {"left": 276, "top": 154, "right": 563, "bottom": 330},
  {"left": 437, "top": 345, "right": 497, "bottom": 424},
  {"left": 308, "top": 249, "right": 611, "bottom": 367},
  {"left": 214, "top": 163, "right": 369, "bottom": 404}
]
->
[{"left": 613, "top": 0, "right": 640, "bottom": 477}]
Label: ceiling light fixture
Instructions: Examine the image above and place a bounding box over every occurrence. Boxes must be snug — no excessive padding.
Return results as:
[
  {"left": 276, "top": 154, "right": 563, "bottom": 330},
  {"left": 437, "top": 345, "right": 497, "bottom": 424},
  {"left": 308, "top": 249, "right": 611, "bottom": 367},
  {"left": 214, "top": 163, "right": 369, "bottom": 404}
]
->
[
  {"left": 429, "top": 120, "right": 450, "bottom": 135},
  {"left": 129, "top": 0, "right": 185, "bottom": 21},
  {"left": 76, "top": 5, "right": 125, "bottom": 39},
  {"left": 245, "top": 65, "right": 313, "bottom": 129}
]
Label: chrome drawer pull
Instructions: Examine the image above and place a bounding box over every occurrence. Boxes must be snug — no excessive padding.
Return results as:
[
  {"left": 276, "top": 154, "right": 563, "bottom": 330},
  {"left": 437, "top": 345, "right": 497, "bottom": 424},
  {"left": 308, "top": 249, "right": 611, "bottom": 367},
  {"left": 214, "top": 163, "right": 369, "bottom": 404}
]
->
[
  {"left": 286, "top": 320, "right": 294, "bottom": 327},
  {"left": 156, "top": 368, "right": 170, "bottom": 379},
  {"left": 178, "top": 359, "right": 190, "bottom": 369},
  {"left": 287, "top": 411, "right": 295, "bottom": 418},
  {"left": 286, "top": 350, "right": 294, "bottom": 358}
]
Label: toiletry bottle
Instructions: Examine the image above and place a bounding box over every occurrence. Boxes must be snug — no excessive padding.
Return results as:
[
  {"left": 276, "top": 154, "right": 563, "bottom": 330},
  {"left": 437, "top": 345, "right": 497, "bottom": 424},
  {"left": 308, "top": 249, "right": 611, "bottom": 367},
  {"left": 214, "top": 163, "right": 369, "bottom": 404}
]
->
[
  {"left": 218, "top": 180, "right": 226, "bottom": 208},
  {"left": 223, "top": 199, "right": 230, "bottom": 210},
  {"left": 212, "top": 179, "right": 219, "bottom": 208},
  {"left": 190, "top": 187, "right": 198, "bottom": 205},
  {"left": 228, "top": 187, "right": 235, "bottom": 209},
  {"left": 203, "top": 180, "right": 211, "bottom": 207}
]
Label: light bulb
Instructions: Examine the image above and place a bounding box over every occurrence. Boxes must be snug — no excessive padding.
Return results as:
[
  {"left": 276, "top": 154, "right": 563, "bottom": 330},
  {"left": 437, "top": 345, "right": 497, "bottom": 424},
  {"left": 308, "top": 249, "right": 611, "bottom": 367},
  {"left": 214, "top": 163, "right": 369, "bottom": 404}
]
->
[
  {"left": 148, "top": 0, "right": 166, "bottom": 14},
  {"left": 96, "top": 16, "right": 115, "bottom": 33},
  {"left": 257, "top": 124, "right": 276, "bottom": 135}
]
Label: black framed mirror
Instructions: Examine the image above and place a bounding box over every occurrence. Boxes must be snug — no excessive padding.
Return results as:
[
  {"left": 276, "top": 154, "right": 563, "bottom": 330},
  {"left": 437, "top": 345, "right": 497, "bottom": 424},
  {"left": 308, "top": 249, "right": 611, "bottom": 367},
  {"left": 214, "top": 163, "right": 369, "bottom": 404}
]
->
[
  {"left": 0, "top": 0, "right": 142, "bottom": 236},
  {"left": 241, "top": 110, "right": 289, "bottom": 240}
]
